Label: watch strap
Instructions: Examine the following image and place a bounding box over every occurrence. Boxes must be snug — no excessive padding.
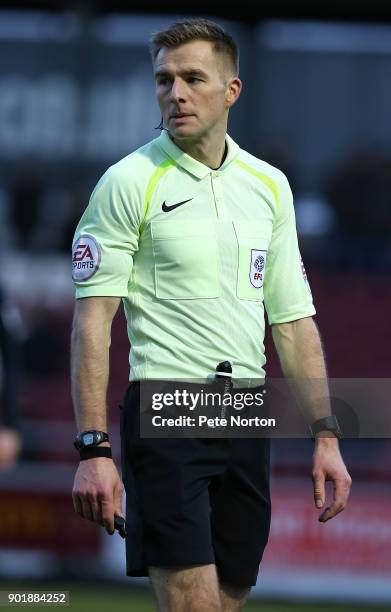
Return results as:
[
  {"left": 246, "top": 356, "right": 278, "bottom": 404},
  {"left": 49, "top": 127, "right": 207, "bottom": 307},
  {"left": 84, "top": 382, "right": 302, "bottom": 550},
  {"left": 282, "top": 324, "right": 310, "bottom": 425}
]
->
[
  {"left": 79, "top": 446, "right": 112, "bottom": 461},
  {"left": 74, "top": 430, "right": 109, "bottom": 450},
  {"left": 310, "top": 414, "right": 342, "bottom": 439}
]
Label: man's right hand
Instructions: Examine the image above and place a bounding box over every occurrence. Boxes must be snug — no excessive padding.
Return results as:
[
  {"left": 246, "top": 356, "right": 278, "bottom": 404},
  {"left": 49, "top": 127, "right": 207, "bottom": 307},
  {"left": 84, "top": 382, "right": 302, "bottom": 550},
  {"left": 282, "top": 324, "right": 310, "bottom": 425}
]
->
[{"left": 72, "top": 457, "right": 124, "bottom": 535}]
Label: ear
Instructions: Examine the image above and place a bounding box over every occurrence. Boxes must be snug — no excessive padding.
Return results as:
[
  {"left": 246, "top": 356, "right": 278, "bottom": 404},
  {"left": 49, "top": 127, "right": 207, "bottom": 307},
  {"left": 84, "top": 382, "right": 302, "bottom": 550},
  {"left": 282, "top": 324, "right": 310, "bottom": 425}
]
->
[{"left": 225, "top": 77, "right": 242, "bottom": 109}]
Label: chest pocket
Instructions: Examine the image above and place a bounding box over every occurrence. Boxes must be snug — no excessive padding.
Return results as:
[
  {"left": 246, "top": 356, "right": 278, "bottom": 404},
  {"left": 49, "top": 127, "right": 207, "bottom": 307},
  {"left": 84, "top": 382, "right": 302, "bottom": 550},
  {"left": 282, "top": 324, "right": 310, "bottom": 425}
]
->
[
  {"left": 233, "top": 221, "right": 272, "bottom": 301},
  {"left": 151, "top": 219, "right": 220, "bottom": 300}
]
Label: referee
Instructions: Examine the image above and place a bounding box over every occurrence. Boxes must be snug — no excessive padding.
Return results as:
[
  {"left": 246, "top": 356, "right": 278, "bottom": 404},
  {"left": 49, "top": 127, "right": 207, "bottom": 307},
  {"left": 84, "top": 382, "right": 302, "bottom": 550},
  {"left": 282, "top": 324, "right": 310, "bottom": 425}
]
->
[{"left": 71, "top": 19, "right": 352, "bottom": 612}]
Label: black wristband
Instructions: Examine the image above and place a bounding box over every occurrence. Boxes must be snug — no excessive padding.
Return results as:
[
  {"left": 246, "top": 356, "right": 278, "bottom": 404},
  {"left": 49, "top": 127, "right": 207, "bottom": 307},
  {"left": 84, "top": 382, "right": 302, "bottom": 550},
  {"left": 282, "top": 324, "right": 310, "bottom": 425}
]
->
[
  {"left": 79, "top": 446, "right": 112, "bottom": 461},
  {"left": 74, "top": 430, "right": 109, "bottom": 450},
  {"left": 310, "top": 415, "right": 342, "bottom": 440}
]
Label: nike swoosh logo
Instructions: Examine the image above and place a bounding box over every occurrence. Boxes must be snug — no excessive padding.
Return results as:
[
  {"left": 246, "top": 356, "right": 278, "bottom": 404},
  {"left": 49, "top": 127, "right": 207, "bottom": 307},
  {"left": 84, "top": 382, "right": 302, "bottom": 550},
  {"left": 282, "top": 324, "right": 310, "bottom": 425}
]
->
[{"left": 162, "top": 198, "right": 193, "bottom": 212}]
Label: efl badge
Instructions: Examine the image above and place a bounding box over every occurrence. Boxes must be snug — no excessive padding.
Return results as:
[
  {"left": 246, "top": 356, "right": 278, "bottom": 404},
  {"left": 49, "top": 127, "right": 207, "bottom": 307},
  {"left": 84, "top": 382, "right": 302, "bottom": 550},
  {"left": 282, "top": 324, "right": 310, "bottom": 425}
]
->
[
  {"left": 250, "top": 249, "right": 267, "bottom": 288},
  {"left": 72, "top": 234, "right": 101, "bottom": 281},
  {"left": 300, "top": 253, "right": 308, "bottom": 282},
  {"left": 299, "top": 252, "right": 311, "bottom": 293}
]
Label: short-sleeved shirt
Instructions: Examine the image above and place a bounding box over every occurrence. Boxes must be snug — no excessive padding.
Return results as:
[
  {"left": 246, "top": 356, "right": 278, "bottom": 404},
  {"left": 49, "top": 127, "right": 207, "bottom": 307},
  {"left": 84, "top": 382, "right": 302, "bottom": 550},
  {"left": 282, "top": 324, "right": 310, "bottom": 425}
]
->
[{"left": 72, "top": 130, "right": 315, "bottom": 382}]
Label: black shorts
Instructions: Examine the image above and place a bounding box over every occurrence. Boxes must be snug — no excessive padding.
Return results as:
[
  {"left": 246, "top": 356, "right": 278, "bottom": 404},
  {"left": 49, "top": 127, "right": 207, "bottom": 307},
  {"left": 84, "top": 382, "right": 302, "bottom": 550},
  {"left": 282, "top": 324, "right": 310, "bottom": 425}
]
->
[{"left": 119, "top": 381, "right": 271, "bottom": 588}]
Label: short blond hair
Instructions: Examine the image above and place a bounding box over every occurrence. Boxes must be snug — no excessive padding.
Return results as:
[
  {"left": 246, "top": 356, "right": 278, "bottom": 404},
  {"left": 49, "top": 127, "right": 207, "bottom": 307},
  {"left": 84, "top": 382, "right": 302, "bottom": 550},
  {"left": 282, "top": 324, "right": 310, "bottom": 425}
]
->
[{"left": 150, "top": 18, "right": 239, "bottom": 75}]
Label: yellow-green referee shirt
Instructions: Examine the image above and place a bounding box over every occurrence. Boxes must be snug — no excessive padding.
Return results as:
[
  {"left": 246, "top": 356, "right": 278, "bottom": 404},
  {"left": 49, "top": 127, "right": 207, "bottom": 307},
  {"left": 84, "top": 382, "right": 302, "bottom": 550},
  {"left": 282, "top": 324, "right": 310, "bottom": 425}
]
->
[{"left": 72, "top": 130, "right": 315, "bottom": 382}]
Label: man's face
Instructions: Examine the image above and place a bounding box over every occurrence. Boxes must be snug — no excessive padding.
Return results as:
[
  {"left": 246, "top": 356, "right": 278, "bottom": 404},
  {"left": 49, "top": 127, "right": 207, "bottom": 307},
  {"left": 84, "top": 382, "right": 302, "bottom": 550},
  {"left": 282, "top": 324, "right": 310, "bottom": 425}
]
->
[{"left": 154, "top": 40, "right": 238, "bottom": 141}]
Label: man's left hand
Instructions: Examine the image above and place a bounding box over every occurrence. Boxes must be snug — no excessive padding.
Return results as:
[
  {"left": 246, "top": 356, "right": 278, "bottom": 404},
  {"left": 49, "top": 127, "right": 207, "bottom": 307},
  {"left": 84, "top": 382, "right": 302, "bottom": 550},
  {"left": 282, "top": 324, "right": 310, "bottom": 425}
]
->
[{"left": 312, "top": 436, "right": 352, "bottom": 522}]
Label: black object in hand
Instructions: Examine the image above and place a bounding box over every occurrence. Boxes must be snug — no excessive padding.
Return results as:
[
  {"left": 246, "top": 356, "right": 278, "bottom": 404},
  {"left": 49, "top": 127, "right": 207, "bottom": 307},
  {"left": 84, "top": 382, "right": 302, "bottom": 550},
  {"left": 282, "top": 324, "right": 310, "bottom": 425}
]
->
[{"left": 114, "top": 514, "right": 127, "bottom": 538}]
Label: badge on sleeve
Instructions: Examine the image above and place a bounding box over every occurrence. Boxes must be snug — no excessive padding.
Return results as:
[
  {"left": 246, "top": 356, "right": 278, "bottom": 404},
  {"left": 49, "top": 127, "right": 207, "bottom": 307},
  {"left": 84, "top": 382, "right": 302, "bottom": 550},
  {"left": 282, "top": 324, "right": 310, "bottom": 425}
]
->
[
  {"left": 299, "top": 252, "right": 312, "bottom": 294},
  {"left": 72, "top": 234, "right": 101, "bottom": 281},
  {"left": 250, "top": 249, "right": 267, "bottom": 288}
]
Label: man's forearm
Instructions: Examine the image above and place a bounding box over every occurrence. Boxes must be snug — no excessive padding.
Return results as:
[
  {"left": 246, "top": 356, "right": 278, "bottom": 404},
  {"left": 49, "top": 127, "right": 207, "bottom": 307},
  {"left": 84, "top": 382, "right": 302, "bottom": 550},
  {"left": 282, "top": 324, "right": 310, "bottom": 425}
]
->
[
  {"left": 272, "top": 321, "right": 351, "bottom": 520},
  {"left": 271, "top": 317, "right": 333, "bottom": 427},
  {"left": 71, "top": 329, "right": 109, "bottom": 433},
  {"left": 71, "top": 310, "right": 112, "bottom": 435}
]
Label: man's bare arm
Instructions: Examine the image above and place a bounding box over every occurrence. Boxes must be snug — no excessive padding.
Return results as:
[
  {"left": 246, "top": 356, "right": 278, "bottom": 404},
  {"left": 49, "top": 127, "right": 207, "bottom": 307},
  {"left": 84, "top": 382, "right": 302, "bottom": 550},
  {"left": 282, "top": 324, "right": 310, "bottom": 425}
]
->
[
  {"left": 271, "top": 316, "right": 331, "bottom": 425},
  {"left": 271, "top": 316, "right": 352, "bottom": 522},
  {"left": 71, "top": 296, "right": 120, "bottom": 433},
  {"left": 71, "top": 296, "right": 124, "bottom": 535}
]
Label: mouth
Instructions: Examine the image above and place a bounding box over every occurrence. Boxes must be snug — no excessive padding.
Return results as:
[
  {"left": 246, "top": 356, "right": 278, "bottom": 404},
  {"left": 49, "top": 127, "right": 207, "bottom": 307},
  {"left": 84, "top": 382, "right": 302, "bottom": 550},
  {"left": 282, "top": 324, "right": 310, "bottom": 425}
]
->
[{"left": 170, "top": 113, "right": 194, "bottom": 119}]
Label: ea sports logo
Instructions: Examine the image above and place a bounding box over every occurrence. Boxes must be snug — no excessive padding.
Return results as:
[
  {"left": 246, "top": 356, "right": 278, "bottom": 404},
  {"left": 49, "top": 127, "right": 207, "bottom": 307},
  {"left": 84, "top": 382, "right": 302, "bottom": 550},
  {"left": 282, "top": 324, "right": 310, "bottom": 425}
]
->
[
  {"left": 73, "top": 244, "right": 94, "bottom": 263},
  {"left": 254, "top": 255, "right": 265, "bottom": 272},
  {"left": 72, "top": 234, "right": 101, "bottom": 281}
]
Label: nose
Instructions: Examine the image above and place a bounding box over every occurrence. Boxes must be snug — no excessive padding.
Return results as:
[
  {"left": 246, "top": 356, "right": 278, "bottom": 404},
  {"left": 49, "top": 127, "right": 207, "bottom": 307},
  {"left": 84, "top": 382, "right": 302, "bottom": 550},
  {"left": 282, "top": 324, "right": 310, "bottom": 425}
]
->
[{"left": 170, "top": 77, "right": 186, "bottom": 102}]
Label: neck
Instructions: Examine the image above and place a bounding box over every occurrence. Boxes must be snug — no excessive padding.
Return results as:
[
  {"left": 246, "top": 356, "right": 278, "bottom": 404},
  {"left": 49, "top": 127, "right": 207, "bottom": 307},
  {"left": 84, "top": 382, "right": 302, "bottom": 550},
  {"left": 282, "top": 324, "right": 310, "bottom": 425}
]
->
[{"left": 169, "top": 128, "right": 228, "bottom": 170}]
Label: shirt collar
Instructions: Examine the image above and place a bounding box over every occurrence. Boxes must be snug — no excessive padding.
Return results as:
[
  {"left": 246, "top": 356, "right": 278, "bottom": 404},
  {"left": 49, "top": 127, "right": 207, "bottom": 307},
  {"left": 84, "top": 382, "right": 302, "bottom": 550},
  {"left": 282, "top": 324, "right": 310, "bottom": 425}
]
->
[{"left": 156, "top": 130, "right": 240, "bottom": 179}]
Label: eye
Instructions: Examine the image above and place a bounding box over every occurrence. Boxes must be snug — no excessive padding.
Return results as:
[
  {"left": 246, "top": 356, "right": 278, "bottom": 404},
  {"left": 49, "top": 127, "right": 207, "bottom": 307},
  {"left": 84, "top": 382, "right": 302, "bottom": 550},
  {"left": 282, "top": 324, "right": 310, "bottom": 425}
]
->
[{"left": 156, "top": 77, "right": 171, "bottom": 86}]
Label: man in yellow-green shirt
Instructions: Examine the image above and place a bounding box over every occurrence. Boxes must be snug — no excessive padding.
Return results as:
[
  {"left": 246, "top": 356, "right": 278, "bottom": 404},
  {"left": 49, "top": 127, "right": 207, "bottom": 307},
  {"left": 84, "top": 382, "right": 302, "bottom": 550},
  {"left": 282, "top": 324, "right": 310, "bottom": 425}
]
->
[
  {"left": 72, "top": 126, "right": 314, "bottom": 381},
  {"left": 71, "top": 18, "right": 351, "bottom": 612}
]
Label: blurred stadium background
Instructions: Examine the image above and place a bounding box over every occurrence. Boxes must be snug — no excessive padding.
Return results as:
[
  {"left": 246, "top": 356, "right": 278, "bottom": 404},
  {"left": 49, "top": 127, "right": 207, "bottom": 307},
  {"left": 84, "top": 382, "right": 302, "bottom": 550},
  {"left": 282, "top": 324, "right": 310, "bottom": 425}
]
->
[{"left": 0, "top": 1, "right": 390, "bottom": 610}]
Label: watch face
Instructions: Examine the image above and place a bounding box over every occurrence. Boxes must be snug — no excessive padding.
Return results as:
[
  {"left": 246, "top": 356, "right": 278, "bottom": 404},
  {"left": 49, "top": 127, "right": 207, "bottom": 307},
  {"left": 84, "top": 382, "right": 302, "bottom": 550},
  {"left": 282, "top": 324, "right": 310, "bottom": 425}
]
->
[{"left": 82, "top": 433, "right": 95, "bottom": 446}]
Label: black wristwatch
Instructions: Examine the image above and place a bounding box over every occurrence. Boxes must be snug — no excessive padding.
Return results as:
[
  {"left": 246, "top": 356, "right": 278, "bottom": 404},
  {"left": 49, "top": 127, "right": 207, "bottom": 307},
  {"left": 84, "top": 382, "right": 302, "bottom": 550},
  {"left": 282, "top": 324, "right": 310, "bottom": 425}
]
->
[
  {"left": 74, "top": 430, "right": 109, "bottom": 451},
  {"left": 310, "top": 415, "right": 342, "bottom": 440}
]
